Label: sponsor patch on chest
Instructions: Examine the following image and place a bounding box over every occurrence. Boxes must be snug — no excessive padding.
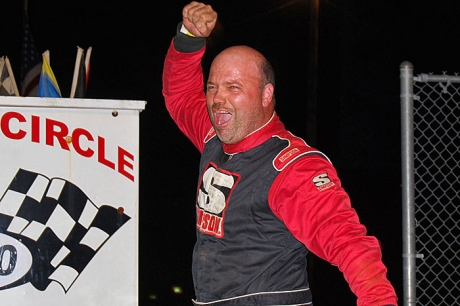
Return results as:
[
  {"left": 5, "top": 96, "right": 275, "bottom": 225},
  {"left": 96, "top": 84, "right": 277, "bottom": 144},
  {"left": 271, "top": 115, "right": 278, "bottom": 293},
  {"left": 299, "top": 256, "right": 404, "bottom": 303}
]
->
[{"left": 196, "top": 162, "right": 240, "bottom": 238}]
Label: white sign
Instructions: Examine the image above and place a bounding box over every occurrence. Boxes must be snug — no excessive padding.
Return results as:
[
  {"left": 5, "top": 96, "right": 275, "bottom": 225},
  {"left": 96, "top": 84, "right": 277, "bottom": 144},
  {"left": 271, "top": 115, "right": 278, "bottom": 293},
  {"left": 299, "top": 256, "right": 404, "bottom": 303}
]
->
[{"left": 0, "top": 97, "right": 145, "bottom": 305}]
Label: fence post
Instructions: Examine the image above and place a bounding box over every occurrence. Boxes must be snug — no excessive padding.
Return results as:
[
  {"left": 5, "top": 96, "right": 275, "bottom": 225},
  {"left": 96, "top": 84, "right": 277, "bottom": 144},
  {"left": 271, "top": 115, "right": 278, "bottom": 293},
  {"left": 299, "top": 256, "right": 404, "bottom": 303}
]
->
[{"left": 399, "top": 61, "right": 416, "bottom": 306}]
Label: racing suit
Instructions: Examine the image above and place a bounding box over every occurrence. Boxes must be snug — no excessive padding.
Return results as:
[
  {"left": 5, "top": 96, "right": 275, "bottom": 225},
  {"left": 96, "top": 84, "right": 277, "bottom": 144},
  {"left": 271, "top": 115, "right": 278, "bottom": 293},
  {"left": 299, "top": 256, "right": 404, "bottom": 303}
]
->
[{"left": 162, "top": 25, "right": 398, "bottom": 306}]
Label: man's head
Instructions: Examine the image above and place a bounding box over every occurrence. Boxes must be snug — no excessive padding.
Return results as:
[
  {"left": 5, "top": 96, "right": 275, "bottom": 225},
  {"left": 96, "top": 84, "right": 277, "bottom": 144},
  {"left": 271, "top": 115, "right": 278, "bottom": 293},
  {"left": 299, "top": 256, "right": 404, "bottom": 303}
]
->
[{"left": 206, "top": 45, "right": 276, "bottom": 144}]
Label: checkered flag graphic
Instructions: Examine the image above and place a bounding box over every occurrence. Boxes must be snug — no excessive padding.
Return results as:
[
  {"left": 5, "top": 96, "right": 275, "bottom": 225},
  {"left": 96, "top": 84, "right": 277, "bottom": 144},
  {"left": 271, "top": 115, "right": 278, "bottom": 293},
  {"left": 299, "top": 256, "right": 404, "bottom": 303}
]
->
[{"left": 0, "top": 168, "right": 131, "bottom": 292}]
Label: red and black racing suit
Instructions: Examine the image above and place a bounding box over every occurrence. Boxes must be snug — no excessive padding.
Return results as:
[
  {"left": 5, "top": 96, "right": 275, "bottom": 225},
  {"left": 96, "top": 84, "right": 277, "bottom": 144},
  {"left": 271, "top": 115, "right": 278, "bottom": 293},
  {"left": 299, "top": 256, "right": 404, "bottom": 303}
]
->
[{"left": 162, "top": 25, "right": 398, "bottom": 306}]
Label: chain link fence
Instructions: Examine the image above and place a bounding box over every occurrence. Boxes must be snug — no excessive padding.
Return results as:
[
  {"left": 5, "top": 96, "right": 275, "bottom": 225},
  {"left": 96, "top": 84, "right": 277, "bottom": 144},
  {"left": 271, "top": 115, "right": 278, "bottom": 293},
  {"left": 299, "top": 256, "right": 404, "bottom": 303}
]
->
[{"left": 400, "top": 62, "right": 460, "bottom": 306}]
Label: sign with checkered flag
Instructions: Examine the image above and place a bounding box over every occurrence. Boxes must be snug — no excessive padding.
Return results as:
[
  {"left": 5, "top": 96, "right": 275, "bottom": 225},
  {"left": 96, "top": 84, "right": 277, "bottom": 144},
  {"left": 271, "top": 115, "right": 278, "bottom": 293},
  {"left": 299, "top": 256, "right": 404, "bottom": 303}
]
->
[
  {"left": 0, "top": 168, "right": 130, "bottom": 292},
  {"left": 0, "top": 97, "right": 145, "bottom": 305}
]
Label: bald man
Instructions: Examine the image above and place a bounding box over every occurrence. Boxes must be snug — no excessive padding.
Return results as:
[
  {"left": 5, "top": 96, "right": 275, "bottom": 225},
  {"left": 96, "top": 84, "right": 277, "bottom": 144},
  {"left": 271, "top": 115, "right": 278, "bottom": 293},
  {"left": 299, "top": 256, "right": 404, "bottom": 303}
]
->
[{"left": 162, "top": 2, "right": 398, "bottom": 305}]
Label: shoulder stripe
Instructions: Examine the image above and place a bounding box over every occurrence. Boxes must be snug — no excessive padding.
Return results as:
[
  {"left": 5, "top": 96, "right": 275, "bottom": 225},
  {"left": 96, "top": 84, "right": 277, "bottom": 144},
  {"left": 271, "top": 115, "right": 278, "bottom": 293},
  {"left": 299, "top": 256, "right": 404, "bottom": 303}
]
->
[{"left": 272, "top": 132, "right": 331, "bottom": 171}]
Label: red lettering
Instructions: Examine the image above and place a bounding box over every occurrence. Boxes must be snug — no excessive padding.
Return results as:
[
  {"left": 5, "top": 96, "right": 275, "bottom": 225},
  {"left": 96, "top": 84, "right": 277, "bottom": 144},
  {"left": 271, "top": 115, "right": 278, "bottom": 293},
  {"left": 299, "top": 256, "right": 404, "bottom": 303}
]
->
[
  {"left": 1, "top": 112, "right": 26, "bottom": 140},
  {"left": 72, "top": 128, "right": 94, "bottom": 157},
  {"left": 31, "top": 115, "right": 40, "bottom": 143},
  {"left": 197, "top": 208, "right": 203, "bottom": 226},
  {"left": 1, "top": 112, "right": 137, "bottom": 182},
  {"left": 207, "top": 215, "right": 215, "bottom": 231},
  {"left": 207, "top": 215, "right": 221, "bottom": 235},
  {"left": 118, "top": 146, "right": 134, "bottom": 181},
  {"left": 98, "top": 136, "right": 115, "bottom": 169},
  {"left": 214, "top": 217, "right": 221, "bottom": 235},
  {"left": 196, "top": 210, "right": 223, "bottom": 237},
  {"left": 46, "top": 119, "right": 69, "bottom": 150},
  {"left": 202, "top": 213, "right": 210, "bottom": 229}
]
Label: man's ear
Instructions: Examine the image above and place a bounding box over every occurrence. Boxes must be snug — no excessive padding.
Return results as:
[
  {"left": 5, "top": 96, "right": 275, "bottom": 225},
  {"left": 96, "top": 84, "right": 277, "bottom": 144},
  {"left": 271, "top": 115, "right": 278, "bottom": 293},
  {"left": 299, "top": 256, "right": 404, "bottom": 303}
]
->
[{"left": 262, "top": 83, "right": 274, "bottom": 107}]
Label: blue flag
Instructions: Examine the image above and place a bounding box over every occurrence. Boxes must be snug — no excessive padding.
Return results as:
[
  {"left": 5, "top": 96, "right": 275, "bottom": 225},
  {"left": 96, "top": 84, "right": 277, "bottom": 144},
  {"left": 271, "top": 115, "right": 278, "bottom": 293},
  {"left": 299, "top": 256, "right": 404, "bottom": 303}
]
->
[{"left": 38, "top": 51, "right": 61, "bottom": 98}]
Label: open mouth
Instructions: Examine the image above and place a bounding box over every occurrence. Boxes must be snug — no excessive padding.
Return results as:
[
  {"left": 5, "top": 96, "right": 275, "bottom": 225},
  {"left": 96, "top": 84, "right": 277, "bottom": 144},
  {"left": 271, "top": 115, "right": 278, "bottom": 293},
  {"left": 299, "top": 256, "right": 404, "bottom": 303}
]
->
[{"left": 214, "top": 110, "right": 232, "bottom": 126}]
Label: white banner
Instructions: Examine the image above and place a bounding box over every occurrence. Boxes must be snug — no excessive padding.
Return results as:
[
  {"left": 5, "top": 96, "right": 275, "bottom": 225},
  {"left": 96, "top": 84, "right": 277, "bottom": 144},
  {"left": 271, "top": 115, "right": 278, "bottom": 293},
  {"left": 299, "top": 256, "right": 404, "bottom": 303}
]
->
[{"left": 0, "top": 97, "right": 145, "bottom": 305}]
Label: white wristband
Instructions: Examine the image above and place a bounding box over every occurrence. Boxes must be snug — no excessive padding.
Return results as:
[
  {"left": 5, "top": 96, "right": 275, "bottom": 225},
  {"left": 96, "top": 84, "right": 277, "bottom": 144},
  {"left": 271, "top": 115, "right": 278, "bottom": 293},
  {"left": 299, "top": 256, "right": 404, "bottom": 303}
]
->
[{"left": 180, "top": 23, "right": 195, "bottom": 37}]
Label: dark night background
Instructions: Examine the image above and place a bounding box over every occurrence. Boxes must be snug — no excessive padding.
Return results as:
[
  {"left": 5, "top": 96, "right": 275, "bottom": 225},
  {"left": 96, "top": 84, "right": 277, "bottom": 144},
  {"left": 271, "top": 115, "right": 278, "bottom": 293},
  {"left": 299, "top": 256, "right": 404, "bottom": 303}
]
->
[{"left": 2, "top": 0, "right": 460, "bottom": 305}]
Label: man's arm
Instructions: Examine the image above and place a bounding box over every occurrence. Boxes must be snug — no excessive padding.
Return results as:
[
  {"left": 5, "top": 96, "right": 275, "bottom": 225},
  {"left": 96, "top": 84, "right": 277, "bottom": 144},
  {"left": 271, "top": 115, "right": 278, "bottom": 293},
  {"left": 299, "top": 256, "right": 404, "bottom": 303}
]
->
[
  {"left": 269, "top": 156, "right": 398, "bottom": 306},
  {"left": 161, "top": 2, "right": 217, "bottom": 152}
]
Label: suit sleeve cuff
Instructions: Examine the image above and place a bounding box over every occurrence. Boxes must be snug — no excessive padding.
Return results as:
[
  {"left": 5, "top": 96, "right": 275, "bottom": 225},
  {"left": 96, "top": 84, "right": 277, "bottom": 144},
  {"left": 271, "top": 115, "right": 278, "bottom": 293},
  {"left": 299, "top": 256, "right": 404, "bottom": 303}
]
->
[{"left": 173, "top": 22, "right": 206, "bottom": 53}]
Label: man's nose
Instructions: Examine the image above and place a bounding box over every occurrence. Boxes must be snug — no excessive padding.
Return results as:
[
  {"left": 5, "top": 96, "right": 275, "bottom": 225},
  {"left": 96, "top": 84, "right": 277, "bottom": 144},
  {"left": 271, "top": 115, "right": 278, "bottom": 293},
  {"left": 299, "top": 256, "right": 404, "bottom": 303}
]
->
[{"left": 212, "top": 89, "right": 225, "bottom": 104}]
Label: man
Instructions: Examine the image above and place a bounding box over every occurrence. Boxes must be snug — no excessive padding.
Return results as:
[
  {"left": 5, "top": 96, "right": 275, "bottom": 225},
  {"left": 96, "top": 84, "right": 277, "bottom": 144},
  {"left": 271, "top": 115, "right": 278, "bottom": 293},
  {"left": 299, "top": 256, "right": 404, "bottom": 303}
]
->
[{"left": 162, "top": 2, "right": 398, "bottom": 305}]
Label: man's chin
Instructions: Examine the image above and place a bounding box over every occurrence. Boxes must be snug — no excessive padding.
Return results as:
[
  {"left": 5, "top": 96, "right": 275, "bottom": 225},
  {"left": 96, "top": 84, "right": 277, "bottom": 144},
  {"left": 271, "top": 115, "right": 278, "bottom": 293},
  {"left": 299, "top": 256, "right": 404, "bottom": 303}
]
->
[{"left": 216, "top": 131, "right": 233, "bottom": 144}]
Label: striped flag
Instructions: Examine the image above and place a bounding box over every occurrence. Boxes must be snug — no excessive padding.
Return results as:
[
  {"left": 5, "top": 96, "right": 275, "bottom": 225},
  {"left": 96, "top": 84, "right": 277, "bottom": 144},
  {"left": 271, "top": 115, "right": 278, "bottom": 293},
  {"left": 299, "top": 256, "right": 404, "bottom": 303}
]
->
[
  {"left": 70, "top": 46, "right": 92, "bottom": 98},
  {"left": 20, "top": 0, "right": 41, "bottom": 97},
  {"left": 0, "top": 168, "right": 131, "bottom": 292}
]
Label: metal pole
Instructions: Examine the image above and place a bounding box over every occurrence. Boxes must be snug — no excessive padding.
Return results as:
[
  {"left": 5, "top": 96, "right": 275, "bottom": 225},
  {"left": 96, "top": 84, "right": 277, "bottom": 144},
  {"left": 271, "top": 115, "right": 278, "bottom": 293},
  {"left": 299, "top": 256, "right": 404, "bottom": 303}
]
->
[{"left": 399, "top": 61, "right": 416, "bottom": 306}]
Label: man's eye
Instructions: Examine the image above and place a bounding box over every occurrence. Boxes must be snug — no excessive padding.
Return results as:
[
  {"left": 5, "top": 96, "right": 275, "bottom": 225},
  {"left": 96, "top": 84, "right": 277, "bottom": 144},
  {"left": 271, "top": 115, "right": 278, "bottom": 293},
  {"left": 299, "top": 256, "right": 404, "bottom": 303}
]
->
[{"left": 207, "top": 85, "right": 216, "bottom": 91}]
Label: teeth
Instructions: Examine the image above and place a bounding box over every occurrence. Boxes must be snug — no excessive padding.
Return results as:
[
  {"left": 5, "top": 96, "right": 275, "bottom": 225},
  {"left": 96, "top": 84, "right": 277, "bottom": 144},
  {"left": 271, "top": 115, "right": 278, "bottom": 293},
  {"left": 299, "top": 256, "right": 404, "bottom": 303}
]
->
[{"left": 215, "top": 111, "right": 231, "bottom": 125}]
